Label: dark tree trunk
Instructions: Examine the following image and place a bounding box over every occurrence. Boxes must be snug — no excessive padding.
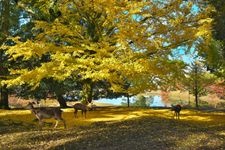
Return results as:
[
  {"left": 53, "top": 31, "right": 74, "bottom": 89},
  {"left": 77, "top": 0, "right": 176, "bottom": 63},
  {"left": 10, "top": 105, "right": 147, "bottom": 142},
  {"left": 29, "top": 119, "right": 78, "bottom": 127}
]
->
[
  {"left": 127, "top": 94, "right": 130, "bottom": 107},
  {"left": 82, "top": 79, "right": 93, "bottom": 104},
  {"left": 87, "top": 84, "right": 93, "bottom": 103},
  {"left": 56, "top": 95, "right": 68, "bottom": 108},
  {"left": 1, "top": 0, "right": 10, "bottom": 35},
  {"left": 0, "top": 0, "right": 10, "bottom": 110},
  {"left": 194, "top": 64, "right": 199, "bottom": 109},
  {"left": 194, "top": 89, "right": 199, "bottom": 109},
  {"left": 0, "top": 85, "right": 9, "bottom": 109}
]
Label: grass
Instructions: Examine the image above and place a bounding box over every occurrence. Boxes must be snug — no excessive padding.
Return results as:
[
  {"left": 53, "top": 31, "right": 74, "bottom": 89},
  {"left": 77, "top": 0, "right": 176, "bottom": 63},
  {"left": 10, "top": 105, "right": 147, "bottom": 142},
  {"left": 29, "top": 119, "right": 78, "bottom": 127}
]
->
[{"left": 0, "top": 107, "right": 225, "bottom": 150}]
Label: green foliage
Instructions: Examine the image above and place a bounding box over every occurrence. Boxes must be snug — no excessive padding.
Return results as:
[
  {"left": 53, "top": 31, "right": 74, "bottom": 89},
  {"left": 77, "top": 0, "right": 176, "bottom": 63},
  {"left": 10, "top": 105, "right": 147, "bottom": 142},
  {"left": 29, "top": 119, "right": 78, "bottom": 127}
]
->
[
  {"left": 187, "top": 62, "right": 216, "bottom": 96},
  {"left": 132, "top": 95, "right": 148, "bottom": 107},
  {"left": 202, "top": 0, "right": 225, "bottom": 78},
  {"left": 182, "top": 61, "right": 217, "bottom": 108}
]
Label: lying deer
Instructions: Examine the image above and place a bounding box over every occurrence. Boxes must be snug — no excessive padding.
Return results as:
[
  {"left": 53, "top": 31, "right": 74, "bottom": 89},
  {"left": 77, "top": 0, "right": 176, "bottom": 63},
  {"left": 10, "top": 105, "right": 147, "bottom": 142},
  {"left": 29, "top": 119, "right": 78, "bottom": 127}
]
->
[
  {"left": 171, "top": 104, "right": 182, "bottom": 119},
  {"left": 73, "top": 103, "right": 90, "bottom": 118},
  {"left": 27, "top": 102, "right": 66, "bottom": 129}
]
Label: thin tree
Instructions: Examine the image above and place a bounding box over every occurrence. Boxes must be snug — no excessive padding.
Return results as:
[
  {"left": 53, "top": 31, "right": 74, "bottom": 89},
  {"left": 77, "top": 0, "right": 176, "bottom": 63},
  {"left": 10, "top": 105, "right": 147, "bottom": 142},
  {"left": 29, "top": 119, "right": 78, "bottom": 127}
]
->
[{"left": 185, "top": 61, "right": 215, "bottom": 108}]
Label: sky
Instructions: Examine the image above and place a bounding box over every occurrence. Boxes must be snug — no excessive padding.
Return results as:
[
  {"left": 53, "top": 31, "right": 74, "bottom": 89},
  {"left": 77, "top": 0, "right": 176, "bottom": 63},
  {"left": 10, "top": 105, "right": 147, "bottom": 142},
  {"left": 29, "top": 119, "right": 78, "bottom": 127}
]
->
[{"left": 171, "top": 45, "right": 197, "bottom": 64}]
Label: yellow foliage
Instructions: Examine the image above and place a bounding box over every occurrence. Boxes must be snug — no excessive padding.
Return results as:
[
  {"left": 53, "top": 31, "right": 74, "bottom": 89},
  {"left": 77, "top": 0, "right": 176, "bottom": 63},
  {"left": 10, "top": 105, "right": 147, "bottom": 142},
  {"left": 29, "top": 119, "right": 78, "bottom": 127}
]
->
[{"left": 2, "top": 0, "right": 213, "bottom": 94}]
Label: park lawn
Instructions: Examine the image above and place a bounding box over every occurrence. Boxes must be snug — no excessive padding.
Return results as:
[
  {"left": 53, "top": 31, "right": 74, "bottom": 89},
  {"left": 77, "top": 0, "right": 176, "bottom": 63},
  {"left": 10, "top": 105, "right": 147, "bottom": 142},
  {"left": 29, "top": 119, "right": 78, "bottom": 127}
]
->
[{"left": 0, "top": 107, "right": 225, "bottom": 150}]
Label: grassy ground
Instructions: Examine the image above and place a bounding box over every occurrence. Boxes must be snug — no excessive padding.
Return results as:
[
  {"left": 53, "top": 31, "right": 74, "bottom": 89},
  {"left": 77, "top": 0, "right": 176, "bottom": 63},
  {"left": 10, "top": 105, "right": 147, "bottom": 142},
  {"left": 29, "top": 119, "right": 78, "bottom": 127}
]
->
[{"left": 0, "top": 107, "right": 225, "bottom": 150}]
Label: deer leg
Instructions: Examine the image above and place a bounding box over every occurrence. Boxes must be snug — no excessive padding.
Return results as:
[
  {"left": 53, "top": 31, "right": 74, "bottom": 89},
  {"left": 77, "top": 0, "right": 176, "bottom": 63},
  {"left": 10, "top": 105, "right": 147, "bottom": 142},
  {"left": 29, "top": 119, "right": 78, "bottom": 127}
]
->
[
  {"left": 84, "top": 110, "right": 86, "bottom": 118},
  {"left": 81, "top": 110, "right": 86, "bottom": 118},
  {"left": 62, "top": 119, "right": 66, "bottom": 129},
  {"left": 58, "top": 118, "right": 66, "bottom": 129},
  {"left": 54, "top": 120, "right": 59, "bottom": 128},
  {"left": 38, "top": 120, "right": 43, "bottom": 130},
  {"left": 74, "top": 109, "right": 78, "bottom": 118}
]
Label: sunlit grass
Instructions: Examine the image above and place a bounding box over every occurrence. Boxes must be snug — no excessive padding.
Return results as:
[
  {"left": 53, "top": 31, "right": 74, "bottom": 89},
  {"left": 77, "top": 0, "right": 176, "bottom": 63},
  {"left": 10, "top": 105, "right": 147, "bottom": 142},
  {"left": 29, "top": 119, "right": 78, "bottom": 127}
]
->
[
  {"left": 1, "top": 107, "right": 225, "bottom": 149},
  {"left": 1, "top": 107, "right": 225, "bottom": 128},
  {"left": 0, "top": 109, "right": 30, "bottom": 116}
]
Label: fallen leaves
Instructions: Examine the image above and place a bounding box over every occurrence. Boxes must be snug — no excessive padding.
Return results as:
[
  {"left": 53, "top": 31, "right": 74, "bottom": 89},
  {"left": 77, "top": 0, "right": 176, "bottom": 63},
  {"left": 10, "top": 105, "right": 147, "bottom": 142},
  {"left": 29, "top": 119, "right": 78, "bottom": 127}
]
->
[{"left": 0, "top": 107, "right": 225, "bottom": 150}]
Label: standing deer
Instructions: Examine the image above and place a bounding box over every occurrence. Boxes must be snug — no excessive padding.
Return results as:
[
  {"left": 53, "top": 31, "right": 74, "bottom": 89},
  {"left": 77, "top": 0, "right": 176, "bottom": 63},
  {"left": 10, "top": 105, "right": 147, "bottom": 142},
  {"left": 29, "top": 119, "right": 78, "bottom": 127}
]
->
[
  {"left": 73, "top": 103, "right": 90, "bottom": 118},
  {"left": 27, "top": 102, "right": 66, "bottom": 129},
  {"left": 171, "top": 104, "right": 182, "bottom": 119}
]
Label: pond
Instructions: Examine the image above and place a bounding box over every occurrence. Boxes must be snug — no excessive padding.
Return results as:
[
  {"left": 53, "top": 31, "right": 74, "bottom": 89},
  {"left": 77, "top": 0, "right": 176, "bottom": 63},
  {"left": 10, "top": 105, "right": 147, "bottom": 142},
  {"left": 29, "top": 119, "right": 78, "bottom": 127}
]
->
[{"left": 93, "top": 95, "right": 171, "bottom": 107}]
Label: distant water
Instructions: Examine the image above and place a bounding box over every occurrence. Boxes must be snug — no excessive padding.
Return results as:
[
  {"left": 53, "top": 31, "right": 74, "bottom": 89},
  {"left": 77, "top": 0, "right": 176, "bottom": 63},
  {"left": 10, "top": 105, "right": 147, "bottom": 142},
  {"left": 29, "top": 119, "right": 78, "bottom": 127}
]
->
[
  {"left": 150, "top": 95, "right": 166, "bottom": 107},
  {"left": 93, "top": 96, "right": 134, "bottom": 105},
  {"left": 94, "top": 95, "right": 168, "bottom": 107}
]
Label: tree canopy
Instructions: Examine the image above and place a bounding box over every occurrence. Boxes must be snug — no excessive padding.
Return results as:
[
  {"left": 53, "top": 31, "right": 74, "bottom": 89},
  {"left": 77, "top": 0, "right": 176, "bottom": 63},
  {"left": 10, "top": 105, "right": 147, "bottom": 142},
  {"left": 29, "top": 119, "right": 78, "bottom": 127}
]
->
[{"left": 1, "top": 0, "right": 213, "bottom": 100}]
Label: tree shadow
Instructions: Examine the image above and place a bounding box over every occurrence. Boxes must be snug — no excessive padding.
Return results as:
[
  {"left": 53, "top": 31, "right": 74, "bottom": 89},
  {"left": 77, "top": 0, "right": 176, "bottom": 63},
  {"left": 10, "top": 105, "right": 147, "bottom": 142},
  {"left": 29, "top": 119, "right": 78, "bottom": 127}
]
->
[
  {"left": 54, "top": 111, "right": 225, "bottom": 150},
  {"left": 1, "top": 107, "right": 225, "bottom": 150}
]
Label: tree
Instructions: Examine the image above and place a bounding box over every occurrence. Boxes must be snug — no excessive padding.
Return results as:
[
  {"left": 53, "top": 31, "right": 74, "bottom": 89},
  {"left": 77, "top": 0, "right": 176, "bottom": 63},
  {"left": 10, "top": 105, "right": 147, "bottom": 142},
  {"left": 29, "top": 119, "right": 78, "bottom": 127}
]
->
[
  {"left": 0, "top": 0, "right": 16, "bottom": 109},
  {"left": 132, "top": 95, "right": 148, "bottom": 107},
  {"left": 0, "top": 0, "right": 42, "bottom": 109},
  {"left": 208, "top": 0, "right": 225, "bottom": 59},
  {"left": 184, "top": 61, "right": 215, "bottom": 108},
  {"left": 201, "top": 0, "right": 225, "bottom": 79},
  {"left": 2, "top": 0, "right": 213, "bottom": 103}
]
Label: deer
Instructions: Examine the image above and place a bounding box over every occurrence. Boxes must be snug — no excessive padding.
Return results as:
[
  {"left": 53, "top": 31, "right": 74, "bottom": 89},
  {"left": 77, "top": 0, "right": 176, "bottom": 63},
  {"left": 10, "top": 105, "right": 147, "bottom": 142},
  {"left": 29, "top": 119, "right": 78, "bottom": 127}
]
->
[
  {"left": 171, "top": 104, "right": 182, "bottom": 119},
  {"left": 27, "top": 102, "right": 66, "bottom": 129},
  {"left": 73, "top": 102, "right": 91, "bottom": 118}
]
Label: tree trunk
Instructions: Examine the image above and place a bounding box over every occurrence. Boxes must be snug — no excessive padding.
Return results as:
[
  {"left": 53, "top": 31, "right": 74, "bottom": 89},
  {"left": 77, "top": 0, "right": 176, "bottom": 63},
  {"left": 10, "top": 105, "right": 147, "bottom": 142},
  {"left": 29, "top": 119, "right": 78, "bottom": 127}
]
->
[
  {"left": 1, "top": 0, "right": 10, "bottom": 34},
  {"left": 127, "top": 94, "right": 130, "bottom": 107},
  {"left": 87, "top": 83, "right": 93, "bottom": 103},
  {"left": 56, "top": 94, "right": 68, "bottom": 108},
  {"left": 82, "top": 79, "right": 93, "bottom": 104},
  {"left": 0, "top": 85, "right": 9, "bottom": 109},
  {"left": 194, "top": 89, "right": 199, "bottom": 109},
  {"left": 0, "top": 0, "right": 10, "bottom": 110},
  {"left": 194, "top": 64, "right": 199, "bottom": 109}
]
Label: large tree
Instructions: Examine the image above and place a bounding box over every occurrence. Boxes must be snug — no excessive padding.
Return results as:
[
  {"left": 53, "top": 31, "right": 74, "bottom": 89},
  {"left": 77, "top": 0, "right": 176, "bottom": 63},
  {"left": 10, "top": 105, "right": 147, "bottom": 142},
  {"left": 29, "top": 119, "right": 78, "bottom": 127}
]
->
[
  {"left": 0, "top": 0, "right": 39, "bottom": 109},
  {"left": 2, "top": 0, "right": 212, "bottom": 103},
  {"left": 0, "top": 0, "right": 21, "bottom": 109},
  {"left": 200, "top": 0, "right": 225, "bottom": 79},
  {"left": 0, "top": 0, "right": 10, "bottom": 109}
]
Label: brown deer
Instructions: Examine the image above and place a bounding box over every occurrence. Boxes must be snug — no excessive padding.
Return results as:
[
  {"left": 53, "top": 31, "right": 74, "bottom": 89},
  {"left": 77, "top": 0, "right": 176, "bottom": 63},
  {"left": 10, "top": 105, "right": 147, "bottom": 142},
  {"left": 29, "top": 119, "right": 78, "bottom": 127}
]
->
[
  {"left": 73, "top": 103, "right": 90, "bottom": 118},
  {"left": 27, "top": 102, "right": 66, "bottom": 129},
  {"left": 171, "top": 104, "right": 182, "bottom": 119}
]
